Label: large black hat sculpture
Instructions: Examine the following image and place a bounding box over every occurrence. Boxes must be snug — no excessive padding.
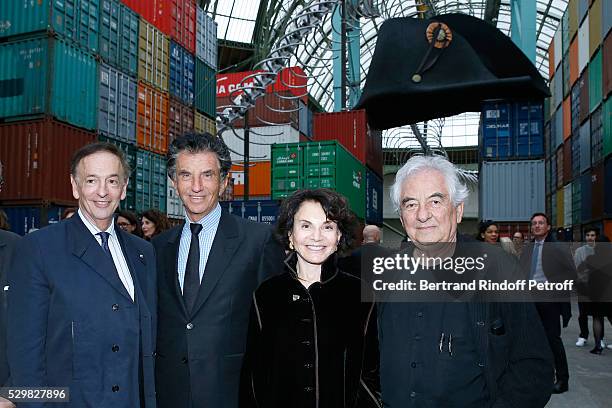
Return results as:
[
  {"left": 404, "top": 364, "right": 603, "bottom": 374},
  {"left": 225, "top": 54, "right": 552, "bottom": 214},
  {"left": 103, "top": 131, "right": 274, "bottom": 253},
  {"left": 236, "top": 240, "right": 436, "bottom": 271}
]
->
[{"left": 355, "top": 13, "right": 550, "bottom": 130}]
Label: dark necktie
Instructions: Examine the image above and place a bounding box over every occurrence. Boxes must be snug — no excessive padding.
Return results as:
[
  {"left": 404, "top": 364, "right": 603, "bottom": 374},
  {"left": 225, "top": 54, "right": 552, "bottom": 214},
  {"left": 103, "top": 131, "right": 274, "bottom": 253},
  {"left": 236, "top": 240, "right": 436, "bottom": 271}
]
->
[
  {"left": 530, "top": 241, "right": 541, "bottom": 279},
  {"left": 183, "top": 223, "right": 203, "bottom": 312},
  {"left": 98, "top": 232, "right": 112, "bottom": 258}
]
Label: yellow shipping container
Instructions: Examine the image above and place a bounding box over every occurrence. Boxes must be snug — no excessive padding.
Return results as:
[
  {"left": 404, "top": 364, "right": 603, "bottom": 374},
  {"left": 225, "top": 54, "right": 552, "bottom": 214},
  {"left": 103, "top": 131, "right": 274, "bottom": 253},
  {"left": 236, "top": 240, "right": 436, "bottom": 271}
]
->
[
  {"left": 568, "top": 0, "right": 579, "bottom": 41},
  {"left": 138, "top": 19, "right": 169, "bottom": 92},
  {"left": 194, "top": 110, "right": 216, "bottom": 135},
  {"left": 589, "top": 0, "right": 602, "bottom": 58}
]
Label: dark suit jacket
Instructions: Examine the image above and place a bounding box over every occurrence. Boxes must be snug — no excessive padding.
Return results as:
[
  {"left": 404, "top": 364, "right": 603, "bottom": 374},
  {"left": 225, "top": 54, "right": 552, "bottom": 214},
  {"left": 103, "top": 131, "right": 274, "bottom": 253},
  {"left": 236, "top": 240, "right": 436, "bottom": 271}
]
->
[
  {"left": 7, "top": 215, "right": 157, "bottom": 407},
  {"left": 153, "top": 211, "right": 285, "bottom": 408},
  {"left": 0, "top": 229, "right": 19, "bottom": 386},
  {"left": 519, "top": 234, "right": 577, "bottom": 283}
]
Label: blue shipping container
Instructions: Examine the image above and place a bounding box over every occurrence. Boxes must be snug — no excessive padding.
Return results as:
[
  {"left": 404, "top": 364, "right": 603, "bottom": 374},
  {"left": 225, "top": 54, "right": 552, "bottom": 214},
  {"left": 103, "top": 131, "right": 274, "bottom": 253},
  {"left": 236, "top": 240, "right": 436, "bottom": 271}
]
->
[
  {"left": 515, "top": 101, "right": 544, "bottom": 157},
  {"left": 365, "top": 169, "right": 383, "bottom": 225},
  {"left": 481, "top": 101, "right": 513, "bottom": 159},
  {"left": 220, "top": 200, "right": 280, "bottom": 224},
  {"left": 169, "top": 41, "right": 195, "bottom": 106},
  {"left": 0, "top": 0, "right": 100, "bottom": 53},
  {"left": 3, "top": 205, "right": 67, "bottom": 236},
  {"left": 580, "top": 171, "right": 592, "bottom": 222},
  {"left": 98, "top": 63, "right": 137, "bottom": 143},
  {"left": 99, "top": 0, "right": 139, "bottom": 76},
  {"left": 579, "top": 120, "right": 591, "bottom": 174},
  {"left": 0, "top": 36, "right": 98, "bottom": 130},
  {"left": 605, "top": 157, "right": 612, "bottom": 217}
]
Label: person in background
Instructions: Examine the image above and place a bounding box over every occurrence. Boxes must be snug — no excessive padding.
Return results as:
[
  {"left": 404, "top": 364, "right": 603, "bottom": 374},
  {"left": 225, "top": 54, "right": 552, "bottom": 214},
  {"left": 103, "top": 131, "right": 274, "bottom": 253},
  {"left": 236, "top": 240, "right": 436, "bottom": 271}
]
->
[
  {"left": 0, "top": 161, "right": 19, "bottom": 408},
  {"left": 141, "top": 209, "right": 170, "bottom": 241},
  {"left": 476, "top": 220, "right": 499, "bottom": 244},
  {"left": 512, "top": 231, "right": 525, "bottom": 258},
  {"left": 337, "top": 224, "right": 387, "bottom": 277},
  {"left": 117, "top": 210, "right": 142, "bottom": 238},
  {"left": 62, "top": 207, "right": 77, "bottom": 220},
  {"left": 240, "top": 189, "right": 379, "bottom": 408},
  {"left": 7, "top": 143, "right": 157, "bottom": 407},
  {"left": 573, "top": 227, "right": 600, "bottom": 349}
]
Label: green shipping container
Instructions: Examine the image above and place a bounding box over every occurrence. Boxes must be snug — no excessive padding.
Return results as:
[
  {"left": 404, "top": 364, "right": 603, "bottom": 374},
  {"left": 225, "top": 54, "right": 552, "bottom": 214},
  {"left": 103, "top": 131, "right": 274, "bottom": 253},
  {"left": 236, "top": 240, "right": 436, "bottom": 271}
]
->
[
  {"left": 0, "top": 0, "right": 100, "bottom": 53},
  {"left": 98, "top": 135, "right": 138, "bottom": 211},
  {"left": 604, "top": 98, "right": 612, "bottom": 158},
  {"left": 571, "top": 179, "right": 581, "bottom": 226},
  {"left": 589, "top": 49, "right": 603, "bottom": 113},
  {"left": 135, "top": 149, "right": 167, "bottom": 213},
  {"left": 195, "top": 58, "right": 216, "bottom": 118},
  {"left": 99, "top": 0, "right": 139, "bottom": 77},
  {"left": 271, "top": 143, "right": 303, "bottom": 199},
  {"left": 0, "top": 36, "right": 98, "bottom": 130}
]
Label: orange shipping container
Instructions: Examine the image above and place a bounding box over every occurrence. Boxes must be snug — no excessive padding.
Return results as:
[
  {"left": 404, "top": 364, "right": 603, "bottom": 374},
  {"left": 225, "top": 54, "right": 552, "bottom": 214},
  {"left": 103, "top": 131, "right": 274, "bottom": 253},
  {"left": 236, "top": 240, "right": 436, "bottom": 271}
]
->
[
  {"left": 548, "top": 41, "right": 556, "bottom": 79},
  {"left": 230, "top": 161, "right": 271, "bottom": 198},
  {"left": 137, "top": 82, "right": 169, "bottom": 154},
  {"left": 0, "top": 119, "right": 96, "bottom": 204},
  {"left": 563, "top": 97, "right": 571, "bottom": 140},
  {"left": 569, "top": 37, "right": 579, "bottom": 85}
]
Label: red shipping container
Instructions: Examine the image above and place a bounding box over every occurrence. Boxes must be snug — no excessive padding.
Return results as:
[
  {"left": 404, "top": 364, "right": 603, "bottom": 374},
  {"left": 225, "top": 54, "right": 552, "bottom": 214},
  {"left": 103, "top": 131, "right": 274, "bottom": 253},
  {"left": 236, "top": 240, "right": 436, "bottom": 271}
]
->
[
  {"left": 169, "top": 97, "right": 195, "bottom": 145},
  {"left": 591, "top": 163, "right": 604, "bottom": 219},
  {"left": 569, "top": 37, "right": 579, "bottom": 86},
  {"left": 548, "top": 40, "right": 555, "bottom": 80},
  {"left": 604, "top": 32, "right": 612, "bottom": 99},
  {"left": 0, "top": 119, "right": 96, "bottom": 204},
  {"left": 137, "top": 81, "right": 169, "bottom": 154},
  {"left": 217, "top": 91, "right": 299, "bottom": 129},
  {"left": 312, "top": 110, "right": 383, "bottom": 178},
  {"left": 216, "top": 67, "right": 307, "bottom": 101},
  {"left": 122, "top": 0, "right": 196, "bottom": 53},
  {"left": 562, "top": 97, "right": 571, "bottom": 140}
]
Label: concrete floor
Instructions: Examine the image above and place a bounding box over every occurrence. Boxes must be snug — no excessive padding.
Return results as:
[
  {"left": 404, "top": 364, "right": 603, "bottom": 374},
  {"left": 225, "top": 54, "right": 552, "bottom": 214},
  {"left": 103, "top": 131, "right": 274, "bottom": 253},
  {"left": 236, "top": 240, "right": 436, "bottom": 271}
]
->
[{"left": 546, "top": 303, "right": 612, "bottom": 408}]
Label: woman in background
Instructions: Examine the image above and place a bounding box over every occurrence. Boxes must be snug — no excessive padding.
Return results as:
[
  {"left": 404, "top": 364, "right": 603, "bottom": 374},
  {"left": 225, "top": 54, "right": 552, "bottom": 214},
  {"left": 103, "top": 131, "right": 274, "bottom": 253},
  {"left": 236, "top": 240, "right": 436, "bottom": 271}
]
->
[
  {"left": 141, "top": 209, "right": 170, "bottom": 241},
  {"left": 117, "top": 210, "right": 143, "bottom": 238}
]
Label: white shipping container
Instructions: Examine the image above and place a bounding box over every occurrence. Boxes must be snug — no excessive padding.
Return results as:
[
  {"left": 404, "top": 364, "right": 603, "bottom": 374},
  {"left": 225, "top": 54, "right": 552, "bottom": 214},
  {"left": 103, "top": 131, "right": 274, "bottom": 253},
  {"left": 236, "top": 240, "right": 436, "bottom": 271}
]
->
[
  {"left": 578, "top": 15, "right": 590, "bottom": 74},
  {"left": 167, "top": 180, "right": 185, "bottom": 218},
  {"left": 222, "top": 125, "right": 300, "bottom": 162},
  {"left": 553, "top": 28, "right": 563, "bottom": 70},
  {"left": 563, "top": 183, "right": 572, "bottom": 228},
  {"left": 479, "top": 160, "right": 545, "bottom": 222},
  {"left": 98, "top": 63, "right": 137, "bottom": 143},
  {"left": 196, "top": 7, "right": 218, "bottom": 69}
]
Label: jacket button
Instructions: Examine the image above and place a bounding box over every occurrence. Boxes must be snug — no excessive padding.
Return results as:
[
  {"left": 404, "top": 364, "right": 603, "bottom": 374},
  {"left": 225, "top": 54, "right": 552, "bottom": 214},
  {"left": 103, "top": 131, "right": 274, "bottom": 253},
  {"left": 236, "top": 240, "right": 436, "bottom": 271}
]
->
[
  {"left": 478, "top": 362, "right": 485, "bottom": 367},
  {"left": 410, "top": 391, "right": 416, "bottom": 398},
  {"left": 411, "top": 362, "right": 417, "bottom": 368},
  {"left": 112, "top": 304, "right": 119, "bottom": 311},
  {"left": 112, "top": 345, "right": 119, "bottom": 352},
  {"left": 181, "top": 357, "right": 188, "bottom": 364},
  {"left": 112, "top": 385, "right": 119, "bottom": 392},
  {"left": 301, "top": 340, "right": 311, "bottom": 346},
  {"left": 476, "top": 321, "right": 485, "bottom": 326},
  {"left": 186, "top": 323, "right": 194, "bottom": 330},
  {"left": 153, "top": 351, "right": 157, "bottom": 357},
  {"left": 304, "top": 363, "right": 313, "bottom": 368},
  {"left": 303, "top": 386, "right": 313, "bottom": 392}
]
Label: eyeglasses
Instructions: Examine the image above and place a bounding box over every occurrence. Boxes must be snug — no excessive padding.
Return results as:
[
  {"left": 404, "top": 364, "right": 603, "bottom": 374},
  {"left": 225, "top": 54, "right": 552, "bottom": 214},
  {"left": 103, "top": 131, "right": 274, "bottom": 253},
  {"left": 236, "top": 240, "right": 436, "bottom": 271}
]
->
[{"left": 117, "top": 222, "right": 131, "bottom": 227}]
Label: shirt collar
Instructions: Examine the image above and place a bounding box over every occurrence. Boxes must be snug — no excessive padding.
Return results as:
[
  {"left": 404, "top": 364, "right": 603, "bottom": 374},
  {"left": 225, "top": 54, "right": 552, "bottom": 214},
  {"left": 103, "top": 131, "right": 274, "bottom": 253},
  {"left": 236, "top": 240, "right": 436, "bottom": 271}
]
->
[
  {"left": 183, "top": 203, "right": 222, "bottom": 233},
  {"left": 78, "top": 208, "right": 116, "bottom": 238}
]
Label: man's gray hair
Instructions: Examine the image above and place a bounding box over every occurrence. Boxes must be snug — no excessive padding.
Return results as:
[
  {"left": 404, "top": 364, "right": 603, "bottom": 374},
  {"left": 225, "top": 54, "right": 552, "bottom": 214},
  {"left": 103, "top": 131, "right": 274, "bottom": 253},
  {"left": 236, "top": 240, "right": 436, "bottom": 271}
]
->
[{"left": 390, "top": 155, "right": 469, "bottom": 212}]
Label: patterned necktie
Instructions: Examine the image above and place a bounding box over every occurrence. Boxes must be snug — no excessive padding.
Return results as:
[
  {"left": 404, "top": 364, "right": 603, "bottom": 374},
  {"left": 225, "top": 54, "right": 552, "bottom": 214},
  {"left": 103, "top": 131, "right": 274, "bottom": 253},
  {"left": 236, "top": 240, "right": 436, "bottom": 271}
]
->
[
  {"left": 98, "top": 232, "right": 112, "bottom": 258},
  {"left": 183, "top": 223, "right": 203, "bottom": 312}
]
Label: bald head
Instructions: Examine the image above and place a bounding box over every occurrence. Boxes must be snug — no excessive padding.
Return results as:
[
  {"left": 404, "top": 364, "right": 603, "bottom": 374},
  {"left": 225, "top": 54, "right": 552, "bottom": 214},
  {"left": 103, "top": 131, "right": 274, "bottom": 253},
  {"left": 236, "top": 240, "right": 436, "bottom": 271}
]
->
[{"left": 363, "top": 225, "right": 381, "bottom": 244}]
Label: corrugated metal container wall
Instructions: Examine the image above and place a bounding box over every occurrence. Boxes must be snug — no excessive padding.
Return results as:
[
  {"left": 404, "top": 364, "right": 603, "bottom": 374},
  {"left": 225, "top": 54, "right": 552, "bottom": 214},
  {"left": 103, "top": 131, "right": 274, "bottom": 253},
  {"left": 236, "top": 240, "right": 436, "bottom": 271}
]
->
[
  {"left": 216, "top": 67, "right": 308, "bottom": 101},
  {"left": 591, "top": 163, "right": 604, "bottom": 219},
  {"left": 0, "top": 119, "right": 96, "bottom": 203},
  {"left": 578, "top": 16, "right": 590, "bottom": 73},
  {"left": 589, "top": 0, "right": 602, "bottom": 57},
  {"left": 298, "top": 100, "right": 313, "bottom": 139},
  {"left": 544, "top": 121, "right": 551, "bottom": 158},
  {"left": 121, "top": 0, "right": 156, "bottom": 30},
  {"left": 604, "top": 0, "right": 612, "bottom": 39},
  {"left": 480, "top": 101, "right": 513, "bottom": 159},
  {"left": 554, "top": 27, "right": 563, "bottom": 72},
  {"left": 216, "top": 92, "right": 299, "bottom": 129},
  {"left": 604, "top": 33, "right": 612, "bottom": 99},
  {"left": 137, "top": 82, "right": 169, "bottom": 154},
  {"left": 578, "top": 0, "right": 589, "bottom": 26},
  {"left": 165, "top": 0, "right": 196, "bottom": 54},
  {"left": 571, "top": 132, "right": 581, "bottom": 178},
  {"left": 479, "top": 160, "right": 545, "bottom": 222},
  {"left": 589, "top": 49, "right": 602, "bottom": 112},
  {"left": 550, "top": 190, "right": 557, "bottom": 226},
  {"left": 220, "top": 200, "right": 280, "bottom": 224},
  {"left": 550, "top": 155, "right": 557, "bottom": 193},
  {"left": 196, "top": 7, "right": 218, "bottom": 69},
  {"left": 0, "top": 0, "right": 99, "bottom": 53},
  {"left": 554, "top": 106, "right": 564, "bottom": 149},
  {"left": 3, "top": 205, "right": 67, "bottom": 236},
  {"left": 168, "top": 97, "right": 194, "bottom": 145},
  {"left": 563, "top": 141, "right": 572, "bottom": 183},
  {"left": 572, "top": 178, "right": 581, "bottom": 225},
  {"left": 579, "top": 120, "right": 591, "bottom": 173},
  {"left": 134, "top": 149, "right": 167, "bottom": 213},
  {"left": 553, "top": 70, "right": 563, "bottom": 110},
  {"left": 98, "top": 135, "right": 137, "bottom": 211},
  {"left": 569, "top": 37, "right": 579, "bottom": 86},
  {"left": 562, "top": 9, "right": 571, "bottom": 55},
  {"left": 271, "top": 143, "right": 303, "bottom": 199},
  {"left": 548, "top": 39, "right": 556, "bottom": 79},
  {"left": 556, "top": 188, "right": 564, "bottom": 227},
  {"left": 515, "top": 101, "right": 544, "bottom": 158},
  {"left": 98, "top": 64, "right": 137, "bottom": 144},
  {"left": 99, "top": 0, "right": 139, "bottom": 77},
  {"left": 195, "top": 58, "right": 216, "bottom": 118},
  {"left": 545, "top": 158, "right": 552, "bottom": 193},
  {"left": 563, "top": 184, "right": 572, "bottom": 227},
  {"left": 569, "top": 0, "right": 579, "bottom": 40},
  {"left": 223, "top": 125, "right": 301, "bottom": 162},
  {"left": 230, "top": 161, "right": 272, "bottom": 198},
  {"left": 138, "top": 19, "right": 169, "bottom": 91},
  {"left": 570, "top": 80, "right": 581, "bottom": 134},
  {"left": 562, "top": 52, "right": 570, "bottom": 98},
  {"left": 194, "top": 110, "right": 216, "bottom": 134},
  {"left": 562, "top": 97, "right": 571, "bottom": 140},
  {"left": 580, "top": 170, "right": 592, "bottom": 222},
  {"left": 605, "top": 157, "right": 612, "bottom": 217},
  {"left": 591, "top": 105, "right": 603, "bottom": 165},
  {"left": 169, "top": 42, "right": 195, "bottom": 105},
  {"left": 0, "top": 37, "right": 98, "bottom": 130},
  {"left": 604, "top": 98, "right": 612, "bottom": 158},
  {"left": 579, "top": 68, "right": 590, "bottom": 123},
  {"left": 312, "top": 109, "right": 383, "bottom": 177},
  {"left": 556, "top": 147, "right": 564, "bottom": 189},
  {"left": 167, "top": 183, "right": 185, "bottom": 218},
  {"left": 365, "top": 168, "right": 383, "bottom": 225}
]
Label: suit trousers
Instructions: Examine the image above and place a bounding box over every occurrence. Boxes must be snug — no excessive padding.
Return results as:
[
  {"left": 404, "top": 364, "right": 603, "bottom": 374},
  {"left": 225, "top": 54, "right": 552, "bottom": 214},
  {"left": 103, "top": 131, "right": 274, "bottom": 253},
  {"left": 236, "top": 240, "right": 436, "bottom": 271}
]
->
[{"left": 536, "top": 302, "right": 569, "bottom": 382}]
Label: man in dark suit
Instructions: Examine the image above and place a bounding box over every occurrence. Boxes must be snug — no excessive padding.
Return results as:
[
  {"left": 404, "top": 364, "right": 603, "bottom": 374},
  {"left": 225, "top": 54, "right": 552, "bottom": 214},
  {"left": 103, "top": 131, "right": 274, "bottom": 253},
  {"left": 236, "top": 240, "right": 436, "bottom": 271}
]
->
[
  {"left": 338, "top": 225, "right": 387, "bottom": 277},
  {"left": 7, "top": 143, "right": 157, "bottom": 407},
  {"left": 153, "top": 133, "right": 284, "bottom": 408},
  {"left": 520, "top": 212, "right": 576, "bottom": 394}
]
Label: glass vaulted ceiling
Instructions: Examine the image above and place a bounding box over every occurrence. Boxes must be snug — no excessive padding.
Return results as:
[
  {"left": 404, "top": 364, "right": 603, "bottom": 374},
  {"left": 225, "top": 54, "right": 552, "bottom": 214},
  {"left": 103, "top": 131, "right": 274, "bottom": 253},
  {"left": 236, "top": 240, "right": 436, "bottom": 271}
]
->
[{"left": 205, "top": 0, "right": 568, "bottom": 148}]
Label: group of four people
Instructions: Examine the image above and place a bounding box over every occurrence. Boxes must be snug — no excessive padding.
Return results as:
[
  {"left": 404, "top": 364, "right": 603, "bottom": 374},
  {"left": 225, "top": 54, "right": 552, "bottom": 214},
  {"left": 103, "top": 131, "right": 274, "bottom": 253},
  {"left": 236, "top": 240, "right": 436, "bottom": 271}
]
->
[{"left": 2, "top": 132, "right": 567, "bottom": 407}]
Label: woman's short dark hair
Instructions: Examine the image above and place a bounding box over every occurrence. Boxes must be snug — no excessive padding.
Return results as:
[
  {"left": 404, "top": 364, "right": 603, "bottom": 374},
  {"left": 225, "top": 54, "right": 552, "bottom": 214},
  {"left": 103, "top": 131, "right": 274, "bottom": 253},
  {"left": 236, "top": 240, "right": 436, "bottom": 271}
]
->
[
  {"left": 477, "top": 220, "right": 498, "bottom": 241},
  {"left": 141, "top": 209, "right": 170, "bottom": 237},
  {"left": 275, "top": 189, "right": 357, "bottom": 254},
  {"left": 167, "top": 132, "right": 232, "bottom": 181},
  {"left": 117, "top": 210, "right": 143, "bottom": 237}
]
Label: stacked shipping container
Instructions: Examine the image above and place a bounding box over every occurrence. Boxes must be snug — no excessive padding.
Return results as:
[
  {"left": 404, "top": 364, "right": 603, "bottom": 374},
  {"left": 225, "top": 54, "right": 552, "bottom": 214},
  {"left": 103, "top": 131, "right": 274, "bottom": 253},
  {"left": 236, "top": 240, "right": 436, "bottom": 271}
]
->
[
  {"left": 0, "top": 0, "right": 218, "bottom": 232},
  {"left": 545, "top": 0, "right": 612, "bottom": 238}
]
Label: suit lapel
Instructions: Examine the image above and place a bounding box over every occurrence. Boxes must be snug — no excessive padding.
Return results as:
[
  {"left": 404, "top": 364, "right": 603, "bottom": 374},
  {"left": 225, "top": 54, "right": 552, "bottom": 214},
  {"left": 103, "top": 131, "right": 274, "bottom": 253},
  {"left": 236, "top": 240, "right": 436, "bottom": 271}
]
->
[
  {"left": 165, "top": 224, "right": 188, "bottom": 317},
  {"left": 191, "top": 212, "right": 241, "bottom": 316},
  {"left": 69, "top": 215, "right": 133, "bottom": 302},
  {"left": 116, "top": 227, "right": 148, "bottom": 308}
]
